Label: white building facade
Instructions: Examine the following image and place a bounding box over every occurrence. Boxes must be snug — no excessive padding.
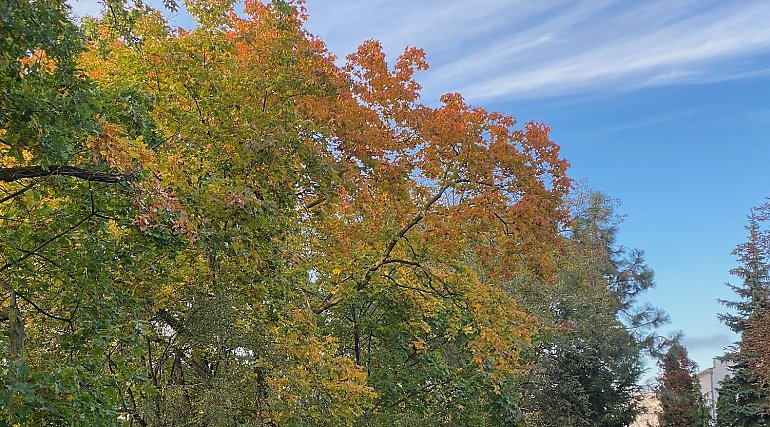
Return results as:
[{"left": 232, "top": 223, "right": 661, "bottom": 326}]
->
[{"left": 696, "top": 358, "right": 734, "bottom": 424}]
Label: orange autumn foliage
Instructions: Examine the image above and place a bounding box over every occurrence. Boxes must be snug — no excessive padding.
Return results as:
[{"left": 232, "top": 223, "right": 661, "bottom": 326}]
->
[{"left": 79, "top": 0, "right": 572, "bottom": 422}]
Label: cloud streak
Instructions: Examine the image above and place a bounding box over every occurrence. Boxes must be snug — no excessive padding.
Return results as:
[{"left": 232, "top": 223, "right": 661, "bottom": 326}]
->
[
  {"left": 305, "top": 0, "right": 770, "bottom": 101},
  {"left": 682, "top": 333, "right": 733, "bottom": 350},
  {"left": 70, "top": 0, "right": 770, "bottom": 102}
]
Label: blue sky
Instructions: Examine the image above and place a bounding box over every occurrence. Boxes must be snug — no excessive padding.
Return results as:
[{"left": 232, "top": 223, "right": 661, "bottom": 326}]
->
[{"left": 72, "top": 0, "right": 770, "bottom": 379}]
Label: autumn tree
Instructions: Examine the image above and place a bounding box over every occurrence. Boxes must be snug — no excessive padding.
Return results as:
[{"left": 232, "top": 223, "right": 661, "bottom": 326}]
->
[
  {"left": 0, "top": 1, "right": 674, "bottom": 426},
  {"left": 78, "top": 1, "right": 380, "bottom": 424},
  {"left": 656, "top": 342, "right": 709, "bottom": 427},
  {"left": 0, "top": 0, "right": 575, "bottom": 424}
]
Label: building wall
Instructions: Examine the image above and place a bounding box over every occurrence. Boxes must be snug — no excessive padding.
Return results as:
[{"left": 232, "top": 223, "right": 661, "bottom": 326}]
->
[
  {"left": 631, "top": 392, "right": 661, "bottom": 427},
  {"left": 696, "top": 358, "right": 734, "bottom": 423}
]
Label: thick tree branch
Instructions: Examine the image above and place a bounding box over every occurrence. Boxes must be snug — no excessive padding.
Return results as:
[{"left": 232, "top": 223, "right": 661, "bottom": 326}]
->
[{"left": 0, "top": 166, "right": 134, "bottom": 183}]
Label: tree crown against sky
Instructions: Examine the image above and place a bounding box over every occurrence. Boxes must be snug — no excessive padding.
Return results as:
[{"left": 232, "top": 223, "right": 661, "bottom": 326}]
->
[
  {"left": 3, "top": 1, "right": 741, "bottom": 426},
  {"left": 717, "top": 204, "right": 770, "bottom": 427}
]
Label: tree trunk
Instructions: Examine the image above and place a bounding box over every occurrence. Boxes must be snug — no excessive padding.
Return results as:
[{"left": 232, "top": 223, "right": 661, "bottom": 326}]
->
[{"left": 4, "top": 290, "right": 25, "bottom": 359}]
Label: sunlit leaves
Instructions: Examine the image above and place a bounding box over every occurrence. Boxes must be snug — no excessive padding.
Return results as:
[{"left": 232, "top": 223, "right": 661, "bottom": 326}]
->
[{"left": 0, "top": 1, "right": 666, "bottom": 426}]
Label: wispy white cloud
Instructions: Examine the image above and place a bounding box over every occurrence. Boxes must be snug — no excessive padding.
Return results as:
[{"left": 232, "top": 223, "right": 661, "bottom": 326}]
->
[
  {"left": 305, "top": 0, "right": 770, "bottom": 101},
  {"left": 69, "top": 0, "right": 770, "bottom": 101}
]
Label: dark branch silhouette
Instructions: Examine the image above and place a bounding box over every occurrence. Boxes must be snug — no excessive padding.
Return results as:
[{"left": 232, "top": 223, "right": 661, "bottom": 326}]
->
[{"left": 0, "top": 165, "right": 134, "bottom": 183}]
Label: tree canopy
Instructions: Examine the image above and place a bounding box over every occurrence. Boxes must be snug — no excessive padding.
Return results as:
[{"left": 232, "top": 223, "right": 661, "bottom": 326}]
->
[{"left": 0, "top": 1, "right": 664, "bottom": 426}]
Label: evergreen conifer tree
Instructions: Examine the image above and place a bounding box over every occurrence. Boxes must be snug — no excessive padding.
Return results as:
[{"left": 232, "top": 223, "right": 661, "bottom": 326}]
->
[{"left": 716, "top": 213, "right": 770, "bottom": 426}]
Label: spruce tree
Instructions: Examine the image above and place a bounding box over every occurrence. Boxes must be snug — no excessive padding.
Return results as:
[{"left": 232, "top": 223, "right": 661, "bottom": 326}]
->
[{"left": 716, "top": 213, "right": 770, "bottom": 426}]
